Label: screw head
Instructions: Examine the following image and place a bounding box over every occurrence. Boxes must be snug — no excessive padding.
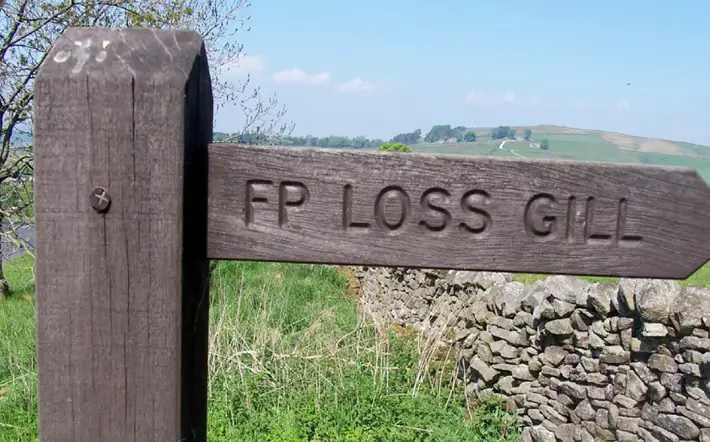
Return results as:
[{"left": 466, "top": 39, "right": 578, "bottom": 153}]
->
[{"left": 90, "top": 187, "right": 111, "bottom": 213}]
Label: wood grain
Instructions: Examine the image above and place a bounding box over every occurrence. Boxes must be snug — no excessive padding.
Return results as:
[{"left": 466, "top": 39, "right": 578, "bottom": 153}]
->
[
  {"left": 34, "top": 28, "right": 211, "bottom": 441},
  {"left": 208, "top": 144, "right": 710, "bottom": 279}
]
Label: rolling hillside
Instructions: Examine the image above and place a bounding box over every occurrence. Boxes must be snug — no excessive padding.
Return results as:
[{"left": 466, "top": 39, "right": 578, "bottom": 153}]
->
[{"left": 406, "top": 125, "right": 710, "bottom": 181}]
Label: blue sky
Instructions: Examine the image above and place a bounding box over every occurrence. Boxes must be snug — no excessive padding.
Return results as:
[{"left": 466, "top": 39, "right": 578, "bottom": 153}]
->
[{"left": 214, "top": 0, "right": 710, "bottom": 145}]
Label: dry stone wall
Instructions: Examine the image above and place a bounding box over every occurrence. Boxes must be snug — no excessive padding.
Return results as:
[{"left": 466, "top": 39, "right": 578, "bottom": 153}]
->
[{"left": 353, "top": 266, "right": 710, "bottom": 442}]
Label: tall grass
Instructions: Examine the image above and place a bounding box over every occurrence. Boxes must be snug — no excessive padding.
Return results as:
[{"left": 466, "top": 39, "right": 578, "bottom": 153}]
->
[
  {"left": 0, "top": 255, "right": 36, "bottom": 440},
  {"left": 206, "top": 261, "right": 520, "bottom": 441},
  {"left": 0, "top": 258, "right": 521, "bottom": 441}
]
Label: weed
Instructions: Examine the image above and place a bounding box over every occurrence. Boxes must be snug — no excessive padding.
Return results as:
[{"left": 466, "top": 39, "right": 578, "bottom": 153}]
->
[{"left": 0, "top": 258, "right": 521, "bottom": 441}]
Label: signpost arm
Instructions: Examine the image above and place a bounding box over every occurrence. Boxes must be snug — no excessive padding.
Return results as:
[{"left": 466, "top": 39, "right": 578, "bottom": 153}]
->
[
  {"left": 33, "top": 28, "right": 212, "bottom": 441},
  {"left": 207, "top": 144, "right": 710, "bottom": 279}
]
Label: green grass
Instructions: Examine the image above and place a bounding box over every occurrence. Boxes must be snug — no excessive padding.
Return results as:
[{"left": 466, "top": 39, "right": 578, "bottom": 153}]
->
[
  {"left": 512, "top": 272, "right": 619, "bottom": 285},
  {"left": 0, "top": 257, "right": 521, "bottom": 441},
  {"left": 0, "top": 255, "right": 37, "bottom": 440},
  {"left": 512, "top": 261, "right": 710, "bottom": 286},
  {"left": 400, "top": 127, "right": 710, "bottom": 182}
]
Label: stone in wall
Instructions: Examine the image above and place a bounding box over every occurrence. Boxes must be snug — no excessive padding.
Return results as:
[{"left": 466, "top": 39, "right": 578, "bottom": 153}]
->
[{"left": 352, "top": 266, "right": 710, "bottom": 442}]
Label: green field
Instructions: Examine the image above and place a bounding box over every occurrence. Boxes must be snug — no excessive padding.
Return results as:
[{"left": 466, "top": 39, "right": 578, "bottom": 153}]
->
[
  {"left": 395, "top": 125, "right": 710, "bottom": 182},
  {"left": 0, "top": 256, "right": 520, "bottom": 441}
]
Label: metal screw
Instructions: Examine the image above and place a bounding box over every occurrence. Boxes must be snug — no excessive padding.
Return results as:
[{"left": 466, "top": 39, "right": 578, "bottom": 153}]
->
[{"left": 90, "top": 187, "right": 111, "bottom": 213}]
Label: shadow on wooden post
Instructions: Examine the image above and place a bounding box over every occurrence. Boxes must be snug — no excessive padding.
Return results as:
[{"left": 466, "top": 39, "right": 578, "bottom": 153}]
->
[{"left": 34, "top": 28, "right": 212, "bottom": 441}]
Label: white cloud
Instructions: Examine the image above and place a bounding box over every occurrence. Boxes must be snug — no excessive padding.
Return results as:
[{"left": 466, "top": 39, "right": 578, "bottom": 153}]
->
[
  {"left": 273, "top": 68, "right": 330, "bottom": 85},
  {"left": 465, "top": 91, "right": 517, "bottom": 106},
  {"left": 336, "top": 77, "right": 374, "bottom": 94},
  {"left": 222, "top": 54, "right": 266, "bottom": 75},
  {"left": 616, "top": 100, "right": 631, "bottom": 112}
]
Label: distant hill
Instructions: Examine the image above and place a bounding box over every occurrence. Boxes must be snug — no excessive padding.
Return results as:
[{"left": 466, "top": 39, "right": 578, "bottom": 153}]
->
[
  {"left": 467, "top": 125, "right": 710, "bottom": 158},
  {"left": 406, "top": 125, "right": 710, "bottom": 181}
]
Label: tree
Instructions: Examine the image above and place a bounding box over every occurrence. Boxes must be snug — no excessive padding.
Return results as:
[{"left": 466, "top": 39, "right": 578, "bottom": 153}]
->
[
  {"left": 540, "top": 138, "right": 550, "bottom": 150},
  {"left": 378, "top": 143, "right": 412, "bottom": 153},
  {"left": 524, "top": 128, "right": 532, "bottom": 141},
  {"left": 452, "top": 126, "right": 466, "bottom": 137},
  {"left": 0, "top": 0, "right": 294, "bottom": 297},
  {"left": 508, "top": 129, "right": 517, "bottom": 139},
  {"left": 391, "top": 129, "right": 421, "bottom": 145},
  {"left": 424, "top": 125, "right": 455, "bottom": 142},
  {"left": 490, "top": 126, "right": 512, "bottom": 140},
  {"left": 274, "top": 134, "right": 382, "bottom": 149},
  {"left": 463, "top": 131, "right": 477, "bottom": 142},
  {"left": 351, "top": 135, "right": 369, "bottom": 148}
]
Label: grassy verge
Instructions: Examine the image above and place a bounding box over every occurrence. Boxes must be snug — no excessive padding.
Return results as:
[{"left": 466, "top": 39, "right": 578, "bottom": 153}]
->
[
  {"left": 0, "top": 255, "right": 36, "bottom": 440},
  {"left": 0, "top": 257, "right": 521, "bottom": 441},
  {"left": 512, "top": 260, "right": 710, "bottom": 286}
]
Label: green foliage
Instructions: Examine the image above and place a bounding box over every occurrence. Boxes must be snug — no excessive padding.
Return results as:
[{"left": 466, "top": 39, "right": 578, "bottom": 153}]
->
[
  {"left": 378, "top": 142, "right": 412, "bottom": 152},
  {"left": 540, "top": 138, "right": 550, "bottom": 150},
  {"left": 207, "top": 261, "right": 520, "bottom": 441},
  {"left": 462, "top": 131, "right": 477, "bottom": 142},
  {"left": 0, "top": 258, "right": 522, "bottom": 441},
  {"left": 392, "top": 129, "right": 422, "bottom": 145},
  {"left": 515, "top": 260, "right": 710, "bottom": 286},
  {"left": 8, "top": 244, "right": 710, "bottom": 440},
  {"left": 490, "top": 126, "right": 514, "bottom": 140},
  {"left": 1, "top": 173, "right": 33, "bottom": 222},
  {"left": 0, "top": 255, "right": 37, "bottom": 441},
  {"left": 424, "top": 124, "right": 469, "bottom": 143},
  {"left": 425, "top": 125, "right": 455, "bottom": 142},
  {"left": 222, "top": 133, "right": 386, "bottom": 148},
  {"left": 209, "top": 336, "right": 521, "bottom": 441},
  {"left": 524, "top": 129, "right": 532, "bottom": 140}
]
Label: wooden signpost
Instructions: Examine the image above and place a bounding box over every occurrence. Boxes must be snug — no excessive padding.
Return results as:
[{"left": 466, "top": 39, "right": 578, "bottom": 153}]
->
[
  {"left": 32, "top": 27, "right": 710, "bottom": 441},
  {"left": 34, "top": 27, "right": 211, "bottom": 442},
  {"left": 208, "top": 144, "right": 710, "bottom": 279}
]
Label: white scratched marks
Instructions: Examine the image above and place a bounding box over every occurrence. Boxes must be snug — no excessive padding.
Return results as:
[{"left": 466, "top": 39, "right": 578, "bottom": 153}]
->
[
  {"left": 53, "top": 51, "right": 70, "bottom": 63},
  {"left": 96, "top": 40, "right": 109, "bottom": 61},
  {"left": 71, "top": 39, "right": 93, "bottom": 74},
  {"left": 51, "top": 38, "right": 111, "bottom": 70},
  {"left": 151, "top": 30, "right": 174, "bottom": 61}
]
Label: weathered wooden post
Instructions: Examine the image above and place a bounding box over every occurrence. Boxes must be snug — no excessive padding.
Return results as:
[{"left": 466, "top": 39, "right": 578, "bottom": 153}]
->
[{"left": 34, "top": 28, "right": 212, "bottom": 441}]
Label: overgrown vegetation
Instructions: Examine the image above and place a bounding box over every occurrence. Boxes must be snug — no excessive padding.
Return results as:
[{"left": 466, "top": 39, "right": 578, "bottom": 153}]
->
[
  {"left": 0, "top": 255, "right": 35, "bottom": 440},
  {"left": 378, "top": 142, "right": 412, "bottom": 153},
  {"left": 0, "top": 257, "right": 521, "bottom": 441},
  {"left": 4, "top": 253, "right": 710, "bottom": 440},
  {"left": 489, "top": 126, "right": 517, "bottom": 140},
  {"left": 218, "top": 132, "right": 387, "bottom": 148},
  {"left": 514, "top": 261, "right": 710, "bottom": 287}
]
